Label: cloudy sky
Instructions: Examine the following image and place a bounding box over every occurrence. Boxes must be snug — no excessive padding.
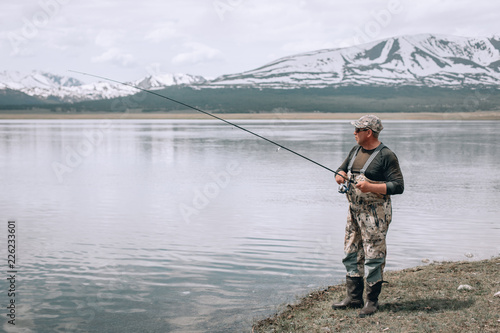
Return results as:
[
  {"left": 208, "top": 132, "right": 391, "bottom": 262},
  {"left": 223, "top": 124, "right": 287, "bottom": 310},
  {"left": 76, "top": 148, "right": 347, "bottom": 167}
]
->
[{"left": 1, "top": 0, "right": 499, "bottom": 82}]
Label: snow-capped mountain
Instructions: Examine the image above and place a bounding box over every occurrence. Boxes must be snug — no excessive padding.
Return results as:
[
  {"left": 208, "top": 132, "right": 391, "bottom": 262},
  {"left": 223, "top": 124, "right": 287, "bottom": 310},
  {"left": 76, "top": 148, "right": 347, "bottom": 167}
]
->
[
  {"left": 0, "top": 71, "right": 83, "bottom": 99},
  {"left": 134, "top": 73, "right": 206, "bottom": 89},
  {"left": 206, "top": 34, "right": 500, "bottom": 88},
  {"left": 2, "top": 34, "right": 500, "bottom": 104},
  {"left": 0, "top": 71, "right": 206, "bottom": 102}
]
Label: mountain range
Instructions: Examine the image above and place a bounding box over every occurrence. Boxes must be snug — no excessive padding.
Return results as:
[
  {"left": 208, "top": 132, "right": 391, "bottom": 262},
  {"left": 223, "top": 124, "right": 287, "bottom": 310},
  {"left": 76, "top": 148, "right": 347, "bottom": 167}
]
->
[
  {"left": 0, "top": 71, "right": 206, "bottom": 103},
  {"left": 208, "top": 33, "right": 500, "bottom": 88},
  {"left": 1, "top": 33, "right": 499, "bottom": 107}
]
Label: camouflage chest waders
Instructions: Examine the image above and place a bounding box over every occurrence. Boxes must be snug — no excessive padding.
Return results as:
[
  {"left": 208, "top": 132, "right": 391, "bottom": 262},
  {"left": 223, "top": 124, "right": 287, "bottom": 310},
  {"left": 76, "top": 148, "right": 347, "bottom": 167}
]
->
[{"left": 342, "top": 144, "right": 392, "bottom": 286}]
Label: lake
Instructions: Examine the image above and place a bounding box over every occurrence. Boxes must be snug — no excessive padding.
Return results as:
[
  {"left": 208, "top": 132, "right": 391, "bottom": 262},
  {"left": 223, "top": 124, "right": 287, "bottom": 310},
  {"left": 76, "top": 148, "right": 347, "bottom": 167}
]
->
[{"left": 0, "top": 118, "right": 499, "bottom": 332}]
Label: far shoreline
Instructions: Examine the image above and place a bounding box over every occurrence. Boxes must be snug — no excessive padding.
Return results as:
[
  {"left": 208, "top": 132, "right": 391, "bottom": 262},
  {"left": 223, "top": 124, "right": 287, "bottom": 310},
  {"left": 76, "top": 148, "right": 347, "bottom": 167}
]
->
[{"left": 1, "top": 110, "right": 500, "bottom": 120}]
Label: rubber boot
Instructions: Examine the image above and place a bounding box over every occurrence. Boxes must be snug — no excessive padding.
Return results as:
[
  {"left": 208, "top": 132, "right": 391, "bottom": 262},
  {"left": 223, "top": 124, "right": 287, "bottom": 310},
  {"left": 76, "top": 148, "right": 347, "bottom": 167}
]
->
[
  {"left": 331, "top": 276, "right": 364, "bottom": 309},
  {"left": 359, "top": 281, "right": 382, "bottom": 317}
]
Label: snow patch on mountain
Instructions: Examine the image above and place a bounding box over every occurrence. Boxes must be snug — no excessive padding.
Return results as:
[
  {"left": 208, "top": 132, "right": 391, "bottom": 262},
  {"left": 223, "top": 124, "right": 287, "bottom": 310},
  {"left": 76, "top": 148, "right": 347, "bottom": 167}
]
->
[
  {"left": 0, "top": 71, "right": 206, "bottom": 102},
  {"left": 205, "top": 34, "right": 500, "bottom": 88},
  {"left": 134, "top": 73, "right": 206, "bottom": 89},
  {"left": 0, "top": 70, "right": 83, "bottom": 91}
]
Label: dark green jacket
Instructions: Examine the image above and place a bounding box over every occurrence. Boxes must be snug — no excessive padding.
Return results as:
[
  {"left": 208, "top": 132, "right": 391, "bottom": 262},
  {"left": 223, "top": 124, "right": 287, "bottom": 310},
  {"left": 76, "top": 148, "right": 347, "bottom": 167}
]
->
[{"left": 337, "top": 143, "right": 404, "bottom": 195}]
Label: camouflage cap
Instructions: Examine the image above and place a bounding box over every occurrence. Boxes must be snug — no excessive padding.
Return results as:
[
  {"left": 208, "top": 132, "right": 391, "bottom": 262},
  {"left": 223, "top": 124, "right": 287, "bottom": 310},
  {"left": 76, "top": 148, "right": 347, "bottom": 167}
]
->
[{"left": 351, "top": 115, "right": 383, "bottom": 132}]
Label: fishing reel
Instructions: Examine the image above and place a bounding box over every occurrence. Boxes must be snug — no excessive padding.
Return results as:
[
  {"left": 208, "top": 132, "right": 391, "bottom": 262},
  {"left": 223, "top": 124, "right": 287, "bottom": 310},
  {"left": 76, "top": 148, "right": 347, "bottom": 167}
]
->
[{"left": 338, "top": 181, "right": 351, "bottom": 194}]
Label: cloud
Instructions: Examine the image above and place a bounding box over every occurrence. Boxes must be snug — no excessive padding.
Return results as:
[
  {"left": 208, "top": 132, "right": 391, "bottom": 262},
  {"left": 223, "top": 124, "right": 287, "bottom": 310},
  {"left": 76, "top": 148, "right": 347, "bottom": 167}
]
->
[
  {"left": 171, "top": 42, "right": 223, "bottom": 66},
  {"left": 281, "top": 40, "right": 338, "bottom": 54},
  {"left": 95, "top": 30, "right": 125, "bottom": 48},
  {"left": 91, "top": 48, "right": 137, "bottom": 67},
  {"left": 3, "top": 0, "right": 500, "bottom": 79},
  {"left": 145, "top": 22, "right": 181, "bottom": 43}
]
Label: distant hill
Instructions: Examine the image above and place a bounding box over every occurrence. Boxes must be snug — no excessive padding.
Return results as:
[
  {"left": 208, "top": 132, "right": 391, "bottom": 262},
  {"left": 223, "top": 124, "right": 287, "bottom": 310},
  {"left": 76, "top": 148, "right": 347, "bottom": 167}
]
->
[
  {"left": 0, "top": 88, "right": 46, "bottom": 107},
  {"left": 67, "top": 85, "right": 500, "bottom": 114}
]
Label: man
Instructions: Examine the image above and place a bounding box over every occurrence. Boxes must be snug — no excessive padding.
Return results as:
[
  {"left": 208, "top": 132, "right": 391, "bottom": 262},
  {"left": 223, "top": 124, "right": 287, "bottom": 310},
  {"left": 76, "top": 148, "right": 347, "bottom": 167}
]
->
[{"left": 332, "top": 115, "right": 404, "bottom": 317}]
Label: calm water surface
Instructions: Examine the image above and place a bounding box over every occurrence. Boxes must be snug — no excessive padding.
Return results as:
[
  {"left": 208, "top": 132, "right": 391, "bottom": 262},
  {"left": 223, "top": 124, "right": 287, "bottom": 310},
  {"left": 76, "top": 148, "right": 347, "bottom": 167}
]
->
[{"left": 0, "top": 119, "right": 499, "bottom": 332}]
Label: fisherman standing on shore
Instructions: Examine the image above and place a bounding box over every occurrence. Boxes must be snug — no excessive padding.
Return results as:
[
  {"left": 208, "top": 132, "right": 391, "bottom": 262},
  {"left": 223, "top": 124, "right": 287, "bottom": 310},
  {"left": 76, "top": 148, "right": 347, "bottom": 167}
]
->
[{"left": 332, "top": 115, "right": 404, "bottom": 317}]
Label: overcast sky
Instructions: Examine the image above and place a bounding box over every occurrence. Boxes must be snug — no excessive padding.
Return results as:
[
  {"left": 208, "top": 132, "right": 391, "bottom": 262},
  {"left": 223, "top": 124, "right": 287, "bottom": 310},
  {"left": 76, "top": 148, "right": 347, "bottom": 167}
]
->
[{"left": 1, "top": 0, "right": 499, "bottom": 83}]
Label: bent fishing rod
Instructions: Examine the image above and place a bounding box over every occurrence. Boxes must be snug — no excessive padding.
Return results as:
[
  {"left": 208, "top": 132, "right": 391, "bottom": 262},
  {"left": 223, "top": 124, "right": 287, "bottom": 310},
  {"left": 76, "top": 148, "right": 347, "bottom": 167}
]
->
[{"left": 69, "top": 70, "right": 352, "bottom": 183}]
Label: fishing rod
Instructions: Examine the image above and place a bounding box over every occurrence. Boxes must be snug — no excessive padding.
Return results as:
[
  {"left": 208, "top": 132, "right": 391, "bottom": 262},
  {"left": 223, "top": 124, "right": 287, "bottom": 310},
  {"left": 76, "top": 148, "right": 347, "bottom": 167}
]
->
[{"left": 69, "top": 70, "right": 351, "bottom": 183}]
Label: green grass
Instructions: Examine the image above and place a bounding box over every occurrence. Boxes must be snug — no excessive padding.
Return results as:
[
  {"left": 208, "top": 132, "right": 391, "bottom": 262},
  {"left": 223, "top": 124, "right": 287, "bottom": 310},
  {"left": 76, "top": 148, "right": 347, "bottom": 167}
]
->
[{"left": 253, "top": 257, "right": 500, "bottom": 332}]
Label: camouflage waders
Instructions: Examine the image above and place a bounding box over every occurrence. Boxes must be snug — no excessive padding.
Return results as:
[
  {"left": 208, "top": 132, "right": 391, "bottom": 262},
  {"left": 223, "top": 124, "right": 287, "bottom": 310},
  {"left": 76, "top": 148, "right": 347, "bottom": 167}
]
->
[{"left": 342, "top": 144, "right": 392, "bottom": 286}]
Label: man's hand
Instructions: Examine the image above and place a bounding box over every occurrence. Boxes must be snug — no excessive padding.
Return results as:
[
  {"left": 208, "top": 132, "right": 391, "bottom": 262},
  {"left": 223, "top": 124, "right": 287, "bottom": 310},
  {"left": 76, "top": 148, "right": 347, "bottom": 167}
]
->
[
  {"left": 355, "top": 181, "right": 372, "bottom": 193},
  {"left": 336, "top": 171, "right": 348, "bottom": 184},
  {"left": 355, "top": 181, "right": 387, "bottom": 194}
]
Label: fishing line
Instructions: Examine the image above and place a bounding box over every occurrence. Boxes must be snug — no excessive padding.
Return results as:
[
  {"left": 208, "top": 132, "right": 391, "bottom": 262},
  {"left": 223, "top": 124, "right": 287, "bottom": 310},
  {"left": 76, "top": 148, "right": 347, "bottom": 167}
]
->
[{"left": 69, "top": 70, "right": 350, "bottom": 182}]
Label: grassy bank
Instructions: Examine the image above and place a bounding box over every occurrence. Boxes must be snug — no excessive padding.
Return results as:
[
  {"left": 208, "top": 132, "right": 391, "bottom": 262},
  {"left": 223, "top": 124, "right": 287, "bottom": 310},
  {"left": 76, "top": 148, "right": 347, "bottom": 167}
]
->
[{"left": 253, "top": 257, "right": 500, "bottom": 332}]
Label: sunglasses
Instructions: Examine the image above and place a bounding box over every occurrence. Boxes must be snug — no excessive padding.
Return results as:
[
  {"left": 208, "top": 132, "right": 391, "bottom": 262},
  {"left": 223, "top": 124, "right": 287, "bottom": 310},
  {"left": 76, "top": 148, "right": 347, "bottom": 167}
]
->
[{"left": 354, "top": 128, "right": 370, "bottom": 133}]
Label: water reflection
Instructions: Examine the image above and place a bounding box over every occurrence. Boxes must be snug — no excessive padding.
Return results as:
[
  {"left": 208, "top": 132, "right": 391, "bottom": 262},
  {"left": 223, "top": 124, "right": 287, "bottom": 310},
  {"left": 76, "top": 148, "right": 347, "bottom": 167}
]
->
[{"left": 0, "top": 119, "right": 498, "bottom": 332}]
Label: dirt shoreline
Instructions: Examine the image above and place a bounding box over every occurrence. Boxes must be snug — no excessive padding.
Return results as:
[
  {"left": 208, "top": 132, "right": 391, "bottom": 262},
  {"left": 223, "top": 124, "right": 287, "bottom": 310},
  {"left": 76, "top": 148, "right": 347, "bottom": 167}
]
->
[
  {"left": 1, "top": 111, "right": 500, "bottom": 120},
  {"left": 253, "top": 257, "right": 500, "bottom": 332}
]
